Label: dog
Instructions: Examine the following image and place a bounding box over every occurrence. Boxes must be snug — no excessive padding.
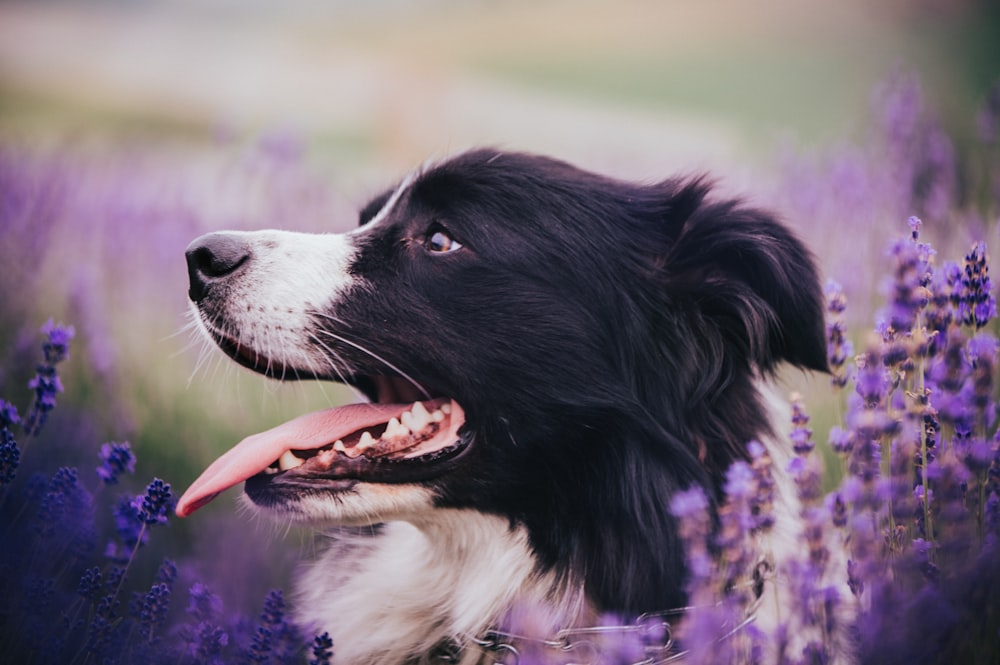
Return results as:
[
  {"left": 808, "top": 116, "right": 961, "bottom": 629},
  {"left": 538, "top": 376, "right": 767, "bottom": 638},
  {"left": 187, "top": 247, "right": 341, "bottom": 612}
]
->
[{"left": 178, "top": 149, "right": 833, "bottom": 664}]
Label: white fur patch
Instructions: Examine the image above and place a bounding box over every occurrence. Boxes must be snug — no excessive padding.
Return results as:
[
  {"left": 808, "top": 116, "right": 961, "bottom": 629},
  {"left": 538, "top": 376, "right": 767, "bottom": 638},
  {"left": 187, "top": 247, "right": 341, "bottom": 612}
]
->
[
  {"left": 193, "top": 229, "right": 356, "bottom": 378},
  {"left": 355, "top": 171, "right": 417, "bottom": 234},
  {"left": 295, "top": 510, "right": 584, "bottom": 665}
]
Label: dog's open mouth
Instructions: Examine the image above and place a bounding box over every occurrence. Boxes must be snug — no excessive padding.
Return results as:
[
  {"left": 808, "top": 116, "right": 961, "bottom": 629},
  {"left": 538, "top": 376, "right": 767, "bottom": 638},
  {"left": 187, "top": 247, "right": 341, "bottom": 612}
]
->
[{"left": 175, "top": 383, "right": 467, "bottom": 517}]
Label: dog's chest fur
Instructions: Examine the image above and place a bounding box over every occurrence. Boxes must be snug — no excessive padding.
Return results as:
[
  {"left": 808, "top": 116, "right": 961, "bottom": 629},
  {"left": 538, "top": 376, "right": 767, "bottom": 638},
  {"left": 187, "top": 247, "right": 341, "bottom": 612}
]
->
[{"left": 295, "top": 510, "right": 586, "bottom": 665}]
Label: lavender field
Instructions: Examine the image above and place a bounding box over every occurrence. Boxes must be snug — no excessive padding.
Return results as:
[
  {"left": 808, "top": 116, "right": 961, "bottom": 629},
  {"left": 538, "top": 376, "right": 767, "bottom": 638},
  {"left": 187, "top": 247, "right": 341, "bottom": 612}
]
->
[{"left": 2, "top": 1, "right": 1000, "bottom": 661}]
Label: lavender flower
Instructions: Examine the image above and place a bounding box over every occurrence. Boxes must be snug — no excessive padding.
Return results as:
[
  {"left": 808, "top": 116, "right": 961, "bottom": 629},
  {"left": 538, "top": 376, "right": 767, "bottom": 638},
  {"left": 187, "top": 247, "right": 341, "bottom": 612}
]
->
[
  {"left": 789, "top": 393, "right": 815, "bottom": 456},
  {"left": 191, "top": 621, "right": 231, "bottom": 663},
  {"left": 828, "top": 425, "right": 855, "bottom": 457},
  {"left": 24, "top": 319, "right": 74, "bottom": 436},
  {"left": 133, "top": 581, "right": 172, "bottom": 641},
  {"left": 716, "top": 461, "right": 755, "bottom": 591},
  {"left": 247, "top": 589, "right": 302, "bottom": 664},
  {"left": 108, "top": 492, "right": 149, "bottom": 558},
  {"left": 183, "top": 582, "right": 230, "bottom": 663},
  {"left": 96, "top": 441, "right": 136, "bottom": 485},
  {"left": 883, "top": 237, "right": 930, "bottom": 333},
  {"left": 32, "top": 466, "right": 93, "bottom": 542},
  {"left": 309, "top": 632, "right": 334, "bottom": 665},
  {"left": 959, "top": 241, "right": 997, "bottom": 329},
  {"left": 136, "top": 477, "right": 172, "bottom": 526},
  {"left": 77, "top": 566, "right": 103, "bottom": 601},
  {"left": 854, "top": 338, "right": 889, "bottom": 408},
  {"left": 920, "top": 260, "right": 959, "bottom": 356},
  {"left": 0, "top": 399, "right": 19, "bottom": 429},
  {"left": 0, "top": 422, "right": 20, "bottom": 486},
  {"left": 187, "top": 581, "right": 224, "bottom": 622},
  {"left": 669, "top": 487, "right": 713, "bottom": 587},
  {"left": 747, "top": 439, "right": 776, "bottom": 532},
  {"left": 825, "top": 280, "right": 853, "bottom": 389},
  {"left": 156, "top": 557, "right": 178, "bottom": 586}
]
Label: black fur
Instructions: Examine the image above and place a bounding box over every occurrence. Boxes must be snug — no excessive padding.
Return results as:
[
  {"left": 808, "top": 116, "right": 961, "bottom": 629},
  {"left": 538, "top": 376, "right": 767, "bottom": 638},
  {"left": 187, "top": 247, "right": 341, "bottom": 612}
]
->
[{"left": 318, "top": 149, "right": 826, "bottom": 614}]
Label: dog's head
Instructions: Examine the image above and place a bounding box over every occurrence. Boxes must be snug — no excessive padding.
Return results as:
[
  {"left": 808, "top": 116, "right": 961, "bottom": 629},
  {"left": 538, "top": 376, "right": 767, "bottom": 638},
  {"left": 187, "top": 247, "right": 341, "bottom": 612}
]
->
[{"left": 177, "top": 149, "right": 825, "bottom": 605}]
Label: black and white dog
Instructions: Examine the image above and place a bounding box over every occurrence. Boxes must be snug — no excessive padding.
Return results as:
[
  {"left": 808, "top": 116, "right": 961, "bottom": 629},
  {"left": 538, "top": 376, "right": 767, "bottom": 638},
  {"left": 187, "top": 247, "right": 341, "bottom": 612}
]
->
[{"left": 178, "top": 149, "right": 831, "bottom": 663}]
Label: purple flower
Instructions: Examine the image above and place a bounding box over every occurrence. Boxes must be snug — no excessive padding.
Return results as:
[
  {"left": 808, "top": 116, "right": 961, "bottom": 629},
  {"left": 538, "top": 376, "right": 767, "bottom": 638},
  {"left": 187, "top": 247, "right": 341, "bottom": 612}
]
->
[
  {"left": 0, "top": 400, "right": 19, "bottom": 485},
  {"left": 825, "top": 278, "right": 848, "bottom": 315},
  {"left": 309, "top": 632, "right": 334, "bottom": 665},
  {"left": 717, "top": 462, "right": 755, "bottom": 589},
  {"left": 790, "top": 393, "right": 815, "bottom": 456},
  {"left": 827, "top": 491, "right": 848, "bottom": 528},
  {"left": 191, "top": 621, "right": 230, "bottom": 663},
  {"left": 96, "top": 441, "right": 136, "bottom": 485},
  {"left": 789, "top": 456, "right": 823, "bottom": 504},
  {"left": 109, "top": 493, "right": 148, "bottom": 556},
  {"left": 828, "top": 426, "right": 855, "bottom": 456},
  {"left": 40, "top": 318, "right": 74, "bottom": 364},
  {"left": 156, "top": 558, "right": 178, "bottom": 586},
  {"left": 181, "top": 582, "right": 230, "bottom": 663},
  {"left": 187, "top": 582, "right": 224, "bottom": 622},
  {"left": 670, "top": 487, "right": 714, "bottom": 585},
  {"left": 926, "top": 260, "right": 962, "bottom": 352},
  {"left": 723, "top": 460, "right": 755, "bottom": 500},
  {"left": 747, "top": 440, "right": 776, "bottom": 532},
  {"left": 1, "top": 427, "right": 20, "bottom": 485},
  {"left": 248, "top": 590, "right": 286, "bottom": 663},
  {"left": 0, "top": 399, "right": 19, "bottom": 428},
  {"left": 136, "top": 477, "right": 172, "bottom": 526},
  {"left": 958, "top": 241, "right": 996, "bottom": 329},
  {"left": 33, "top": 466, "right": 92, "bottom": 540},
  {"left": 24, "top": 320, "right": 74, "bottom": 436},
  {"left": 847, "top": 559, "right": 865, "bottom": 598},
  {"left": 133, "top": 582, "right": 172, "bottom": 641},
  {"left": 854, "top": 341, "right": 889, "bottom": 407},
  {"left": 260, "top": 588, "right": 286, "bottom": 627},
  {"left": 669, "top": 485, "right": 709, "bottom": 520},
  {"left": 77, "top": 566, "right": 103, "bottom": 601},
  {"left": 883, "top": 237, "right": 929, "bottom": 333}
]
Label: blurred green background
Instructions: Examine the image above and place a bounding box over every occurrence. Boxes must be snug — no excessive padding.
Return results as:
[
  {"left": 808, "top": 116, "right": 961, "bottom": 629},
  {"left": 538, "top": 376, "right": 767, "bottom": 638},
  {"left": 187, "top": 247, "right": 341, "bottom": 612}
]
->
[{"left": 1, "top": 0, "right": 998, "bottom": 608}]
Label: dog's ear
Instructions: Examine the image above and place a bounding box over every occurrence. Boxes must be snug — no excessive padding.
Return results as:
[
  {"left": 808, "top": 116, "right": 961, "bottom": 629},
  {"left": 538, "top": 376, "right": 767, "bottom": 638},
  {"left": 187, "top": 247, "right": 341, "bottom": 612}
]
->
[{"left": 650, "top": 179, "right": 828, "bottom": 374}]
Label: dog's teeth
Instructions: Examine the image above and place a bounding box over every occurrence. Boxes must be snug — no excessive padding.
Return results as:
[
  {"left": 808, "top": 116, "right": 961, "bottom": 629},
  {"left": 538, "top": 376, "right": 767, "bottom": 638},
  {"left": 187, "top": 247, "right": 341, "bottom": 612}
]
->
[
  {"left": 384, "top": 417, "right": 410, "bottom": 440},
  {"left": 333, "top": 440, "right": 347, "bottom": 454},
  {"left": 431, "top": 409, "right": 445, "bottom": 423},
  {"left": 411, "top": 401, "right": 431, "bottom": 423},
  {"left": 278, "top": 450, "right": 304, "bottom": 471},
  {"left": 441, "top": 402, "right": 452, "bottom": 415},
  {"left": 401, "top": 405, "right": 430, "bottom": 435},
  {"left": 358, "top": 431, "right": 376, "bottom": 450},
  {"left": 317, "top": 448, "right": 335, "bottom": 464}
]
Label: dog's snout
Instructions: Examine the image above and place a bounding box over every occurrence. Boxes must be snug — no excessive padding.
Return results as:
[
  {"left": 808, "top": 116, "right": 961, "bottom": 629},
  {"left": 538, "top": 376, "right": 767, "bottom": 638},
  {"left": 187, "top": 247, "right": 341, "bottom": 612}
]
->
[{"left": 185, "top": 232, "right": 252, "bottom": 302}]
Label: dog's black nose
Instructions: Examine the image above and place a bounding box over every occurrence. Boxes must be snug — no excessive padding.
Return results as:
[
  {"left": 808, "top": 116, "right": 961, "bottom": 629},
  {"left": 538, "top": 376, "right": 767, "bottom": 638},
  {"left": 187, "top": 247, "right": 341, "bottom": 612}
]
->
[{"left": 185, "top": 232, "right": 252, "bottom": 302}]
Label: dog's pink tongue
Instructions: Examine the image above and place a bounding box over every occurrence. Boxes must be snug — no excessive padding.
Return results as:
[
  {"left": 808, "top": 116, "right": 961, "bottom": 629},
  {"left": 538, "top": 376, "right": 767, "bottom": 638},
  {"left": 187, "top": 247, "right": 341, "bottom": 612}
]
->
[{"left": 176, "top": 403, "right": 407, "bottom": 517}]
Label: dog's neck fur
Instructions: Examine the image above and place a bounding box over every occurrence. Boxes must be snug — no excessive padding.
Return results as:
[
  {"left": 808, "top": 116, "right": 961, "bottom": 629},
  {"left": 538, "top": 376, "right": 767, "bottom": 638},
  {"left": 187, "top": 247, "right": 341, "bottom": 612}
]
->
[{"left": 295, "top": 510, "right": 587, "bottom": 665}]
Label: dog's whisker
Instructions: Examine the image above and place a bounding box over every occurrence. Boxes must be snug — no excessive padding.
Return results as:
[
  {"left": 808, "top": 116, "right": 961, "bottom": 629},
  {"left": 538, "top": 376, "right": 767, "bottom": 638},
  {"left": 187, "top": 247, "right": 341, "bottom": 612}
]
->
[
  {"left": 311, "top": 312, "right": 432, "bottom": 400},
  {"left": 306, "top": 332, "right": 355, "bottom": 386}
]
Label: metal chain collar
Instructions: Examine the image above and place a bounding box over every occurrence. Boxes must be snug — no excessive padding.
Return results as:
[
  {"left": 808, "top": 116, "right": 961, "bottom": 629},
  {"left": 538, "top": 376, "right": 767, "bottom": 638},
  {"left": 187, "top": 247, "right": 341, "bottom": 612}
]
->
[{"left": 436, "top": 559, "right": 772, "bottom": 665}]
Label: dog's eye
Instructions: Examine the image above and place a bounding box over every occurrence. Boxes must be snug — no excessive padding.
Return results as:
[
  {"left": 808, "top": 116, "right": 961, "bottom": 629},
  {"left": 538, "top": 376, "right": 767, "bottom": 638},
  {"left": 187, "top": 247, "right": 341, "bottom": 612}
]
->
[{"left": 424, "top": 229, "right": 464, "bottom": 254}]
